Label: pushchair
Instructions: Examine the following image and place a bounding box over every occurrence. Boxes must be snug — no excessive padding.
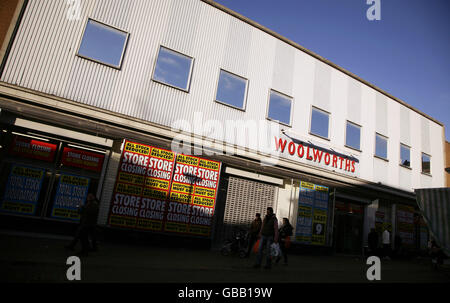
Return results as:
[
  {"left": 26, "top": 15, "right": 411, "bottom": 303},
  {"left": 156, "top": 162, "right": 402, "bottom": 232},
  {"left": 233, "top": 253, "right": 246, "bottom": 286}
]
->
[{"left": 220, "top": 228, "right": 248, "bottom": 258}]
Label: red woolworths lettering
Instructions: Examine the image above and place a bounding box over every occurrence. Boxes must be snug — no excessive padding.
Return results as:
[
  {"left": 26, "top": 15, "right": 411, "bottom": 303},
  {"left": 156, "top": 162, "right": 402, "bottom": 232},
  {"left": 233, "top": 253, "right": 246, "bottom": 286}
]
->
[
  {"left": 313, "top": 149, "right": 323, "bottom": 162},
  {"left": 275, "top": 137, "right": 287, "bottom": 153}
]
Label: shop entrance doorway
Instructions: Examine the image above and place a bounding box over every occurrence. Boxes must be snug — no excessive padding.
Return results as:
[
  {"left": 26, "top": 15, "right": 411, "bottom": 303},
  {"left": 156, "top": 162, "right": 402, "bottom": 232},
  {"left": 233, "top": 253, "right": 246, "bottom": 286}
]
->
[{"left": 333, "top": 201, "right": 364, "bottom": 255}]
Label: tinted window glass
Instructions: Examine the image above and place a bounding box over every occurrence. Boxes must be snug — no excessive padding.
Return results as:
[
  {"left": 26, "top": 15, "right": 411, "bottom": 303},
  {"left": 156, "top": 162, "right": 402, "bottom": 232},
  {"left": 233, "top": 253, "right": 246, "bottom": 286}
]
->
[
  {"left": 153, "top": 46, "right": 193, "bottom": 91},
  {"left": 215, "top": 70, "right": 247, "bottom": 109},
  {"left": 78, "top": 19, "right": 128, "bottom": 68},
  {"left": 346, "top": 121, "right": 361, "bottom": 150},
  {"left": 267, "top": 90, "right": 292, "bottom": 125},
  {"left": 422, "top": 153, "right": 431, "bottom": 174},
  {"left": 310, "top": 107, "right": 329, "bottom": 138},
  {"left": 400, "top": 144, "right": 410, "bottom": 167},
  {"left": 375, "top": 134, "right": 388, "bottom": 159}
]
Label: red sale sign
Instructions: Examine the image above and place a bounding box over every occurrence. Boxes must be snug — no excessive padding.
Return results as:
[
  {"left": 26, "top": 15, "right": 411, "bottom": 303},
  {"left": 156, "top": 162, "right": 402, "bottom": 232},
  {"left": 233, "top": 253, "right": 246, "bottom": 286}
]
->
[
  {"left": 9, "top": 135, "right": 57, "bottom": 162},
  {"left": 61, "top": 147, "right": 105, "bottom": 172}
]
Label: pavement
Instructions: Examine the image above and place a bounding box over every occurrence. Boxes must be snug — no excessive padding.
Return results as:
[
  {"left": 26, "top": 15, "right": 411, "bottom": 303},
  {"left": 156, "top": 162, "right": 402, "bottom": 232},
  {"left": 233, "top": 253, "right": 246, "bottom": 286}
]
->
[{"left": 1, "top": 230, "right": 449, "bottom": 284}]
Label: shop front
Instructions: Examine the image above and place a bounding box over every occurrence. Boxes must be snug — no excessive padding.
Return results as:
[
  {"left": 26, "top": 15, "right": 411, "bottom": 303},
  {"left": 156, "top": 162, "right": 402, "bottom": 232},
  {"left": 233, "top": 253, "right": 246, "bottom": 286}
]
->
[
  {"left": 0, "top": 116, "right": 112, "bottom": 230},
  {"left": 333, "top": 200, "right": 364, "bottom": 255}
]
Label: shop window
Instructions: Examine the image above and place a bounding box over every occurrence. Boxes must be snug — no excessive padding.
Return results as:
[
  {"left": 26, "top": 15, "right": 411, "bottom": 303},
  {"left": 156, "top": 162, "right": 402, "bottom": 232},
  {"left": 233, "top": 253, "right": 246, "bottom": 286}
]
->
[
  {"left": 0, "top": 163, "right": 51, "bottom": 217},
  {"left": 153, "top": 46, "right": 194, "bottom": 91},
  {"left": 0, "top": 130, "right": 107, "bottom": 222},
  {"left": 77, "top": 19, "right": 129, "bottom": 69},
  {"left": 345, "top": 121, "right": 361, "bottom": 151},
  {"left": 375, "top": 133, "right": 388, "bottom": 160},
  {"left": 310, "top": 106, "right": 330, "bottom": 139},
  {"left": 400, "top": 144, "right": 411, "bottom": 168},
  {"left": 421, "top": 153, "right": 431, "bottom": 175},
  {"left": 215, "top": 69, "right": 248, "bottom": 110},
  {"left": 267, "top": 90, "right": 293, "bottom": 126}
]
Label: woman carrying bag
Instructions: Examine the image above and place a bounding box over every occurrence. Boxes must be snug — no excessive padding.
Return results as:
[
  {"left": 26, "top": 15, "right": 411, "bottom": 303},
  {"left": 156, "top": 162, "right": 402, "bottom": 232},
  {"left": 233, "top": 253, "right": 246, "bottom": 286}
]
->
[{"left": 276, "top": 218, "right": 293, "bottom": 265}]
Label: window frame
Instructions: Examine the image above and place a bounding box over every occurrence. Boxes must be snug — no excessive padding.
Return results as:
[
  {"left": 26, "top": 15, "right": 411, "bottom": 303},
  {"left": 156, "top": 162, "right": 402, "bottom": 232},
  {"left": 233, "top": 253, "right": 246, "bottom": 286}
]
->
[
  {"left": 76, "top": 18, "right": 130, "bottom": 70},
  {"left": 344, "top": 120, "right": 362, "bottom": 152},
  {"left": 309, "top": 106, "right": 331, "bottom": 141},
  {"left": 374, "top": 132, "right": 388, "bottom": 161},
  {"left": 151, "top": 45, "right": 195, "bottom": 93},
  {"left": 399, "top": 143, "right": 411, "bottom": 169},
  {"left": 265, "top": 89, "right": 294, "bottom": 127},
  {"left": 213, "top": 69, "right": 249, "bottom": 111},
  {"left": 421, "top": 152, "right": 432, "bottom": 176}
]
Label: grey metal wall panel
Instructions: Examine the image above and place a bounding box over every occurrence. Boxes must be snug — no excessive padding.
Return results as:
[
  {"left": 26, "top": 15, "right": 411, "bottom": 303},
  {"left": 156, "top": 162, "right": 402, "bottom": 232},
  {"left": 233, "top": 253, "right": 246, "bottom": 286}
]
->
[
  {"left": 399, "top": 167, "right": 412, "bottom": 191},
  {"left": 347, "top": 79, "right": 361, "bottom": 124},
  {"left": 313, "top": 61, "right": 331, "bottom": 112},
  {"left": 400, "top": 106, "right": 410, "bottom": 145},
  {"left": 376, "top": 94, "right": 388, "bottom": 136},
  {"left": 222, "top": 17, "right": 252, "bottom": 79},
  {"left": 421, "top": 117, "right": 431, "bottom": 154},
  {"left": 272, "top": 40, "right": 294, "bottom": 96}
]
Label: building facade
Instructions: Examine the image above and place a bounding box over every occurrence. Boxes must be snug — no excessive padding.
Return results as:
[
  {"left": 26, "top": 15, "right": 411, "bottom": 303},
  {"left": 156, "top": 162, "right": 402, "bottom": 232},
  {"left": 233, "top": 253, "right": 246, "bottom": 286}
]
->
[{"left": 0, "top": 0, "right": 446, "bottom": 254}]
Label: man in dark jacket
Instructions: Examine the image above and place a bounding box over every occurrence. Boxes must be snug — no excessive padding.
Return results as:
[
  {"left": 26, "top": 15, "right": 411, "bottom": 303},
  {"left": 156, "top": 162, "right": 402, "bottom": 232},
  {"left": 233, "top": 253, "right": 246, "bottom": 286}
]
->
[
  {"left": 246, "top": 213, "right": 262, "bottom": 257},
  {"left": 77, "top": 193, "right": 99, "bottom": 257},
  {"left": 254, "top": 207, "right": 278, "bottom": 269}
]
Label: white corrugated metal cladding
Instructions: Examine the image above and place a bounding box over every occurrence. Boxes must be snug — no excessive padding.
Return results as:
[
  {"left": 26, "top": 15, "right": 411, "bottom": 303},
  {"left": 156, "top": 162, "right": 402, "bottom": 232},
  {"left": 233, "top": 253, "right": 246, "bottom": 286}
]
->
[{"left": 0, "top": 0, "right": 445, "bottom": 192}]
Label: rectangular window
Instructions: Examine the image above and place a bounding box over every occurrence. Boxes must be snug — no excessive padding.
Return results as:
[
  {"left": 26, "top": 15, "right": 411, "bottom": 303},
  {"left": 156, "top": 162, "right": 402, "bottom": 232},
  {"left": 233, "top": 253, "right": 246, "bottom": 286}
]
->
[
  {"left": 77, "top": 19, "right": 129, "bottom": 69},
  {"left": 345, "top": 121, "right": 361, "bottom": 150},
  {"left": 310, "top": 107, "right": 330, "bottom": 139},
  {"left": 267, "top": 90, "right": 293, "bottom": 126},
  {"left": 375, "top": 133, "right": 388, "bottom": 159},
  {"left": 215, "top": 69, "right": 248, "bottom": 110},
  {"left": 400, "top": 144, "right": 410, "bottom": 167},
  {"left": 153, "top": 46, "right": 194, "bottom": 91},
  {"left": 422, "top": 153, "right": 431, "bottom": 174}
]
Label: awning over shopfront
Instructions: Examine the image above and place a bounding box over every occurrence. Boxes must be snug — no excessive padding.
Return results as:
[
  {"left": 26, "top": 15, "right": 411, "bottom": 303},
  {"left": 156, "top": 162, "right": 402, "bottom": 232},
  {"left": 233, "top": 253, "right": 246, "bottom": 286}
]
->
[{"left": 415, "top": 188, "right": 450, "bottom": 257}]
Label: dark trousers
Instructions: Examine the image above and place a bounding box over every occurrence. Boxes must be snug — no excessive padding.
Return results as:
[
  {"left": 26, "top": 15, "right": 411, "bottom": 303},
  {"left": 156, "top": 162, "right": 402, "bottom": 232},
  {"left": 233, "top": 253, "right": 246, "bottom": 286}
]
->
[
  {"left": 278, "top": 239, "right": 288, "bottom": 263},
  {"left": 256, "top": 235, "right": 274, "bottom": 267},
  {"left": 246, "top": 234, "right": 258, "bottom": 257},
  {"left": 79, "top": 225, "right": 97, "bottom": 254},
  {"left": 383, "top": 244, "right": 391, "bottom": 257}
]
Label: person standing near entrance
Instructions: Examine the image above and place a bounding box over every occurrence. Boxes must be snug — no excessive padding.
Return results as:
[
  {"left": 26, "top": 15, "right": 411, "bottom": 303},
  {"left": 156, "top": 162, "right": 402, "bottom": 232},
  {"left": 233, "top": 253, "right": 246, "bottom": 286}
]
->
[
  {"left": 253, "top": 207, "right": 278, "bottom": 269},
  {"left": 77, "top": 193, "right": 100, "bottom": 257},
  {"left": 382, "top": 228, "right": 391, "bottom": 260},
  {"left": 246, "top": 213, "right": 262, "bottom": 258}
]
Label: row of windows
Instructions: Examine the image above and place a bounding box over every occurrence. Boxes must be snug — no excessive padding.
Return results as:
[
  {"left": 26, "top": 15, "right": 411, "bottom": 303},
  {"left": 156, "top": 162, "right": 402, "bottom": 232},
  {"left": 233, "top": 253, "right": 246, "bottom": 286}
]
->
[{"left": 77, "top": 19, "right": 432, "bottom": 175}]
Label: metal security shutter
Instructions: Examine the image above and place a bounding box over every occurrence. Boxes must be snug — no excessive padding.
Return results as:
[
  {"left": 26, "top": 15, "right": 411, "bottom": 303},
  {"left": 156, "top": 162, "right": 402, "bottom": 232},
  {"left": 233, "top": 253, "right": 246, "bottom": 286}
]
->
[{"left": 219, "top": 176, "right": 278, "bottom": 242}]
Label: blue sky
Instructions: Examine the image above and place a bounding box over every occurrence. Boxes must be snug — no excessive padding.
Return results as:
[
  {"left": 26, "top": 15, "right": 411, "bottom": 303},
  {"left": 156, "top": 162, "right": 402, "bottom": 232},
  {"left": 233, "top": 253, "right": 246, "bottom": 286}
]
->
[{"left": 215, "top": 0, "right": 450, "bottom": 141}]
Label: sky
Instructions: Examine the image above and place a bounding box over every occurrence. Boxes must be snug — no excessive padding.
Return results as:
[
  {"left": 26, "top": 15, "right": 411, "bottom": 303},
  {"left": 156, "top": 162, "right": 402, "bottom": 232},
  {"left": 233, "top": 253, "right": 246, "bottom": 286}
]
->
[{"left": 215, "top": 0, "right": 450, "bottom": 141}]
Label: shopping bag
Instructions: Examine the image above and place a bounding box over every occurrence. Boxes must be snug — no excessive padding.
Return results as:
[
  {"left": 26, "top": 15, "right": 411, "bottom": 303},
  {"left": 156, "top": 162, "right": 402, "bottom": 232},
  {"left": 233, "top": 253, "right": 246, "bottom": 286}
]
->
[
  {"left": 284, "top": 236, "right": 291, "bottom": 249},
  {"left": 270, "top": 243, "right": 281, "bottom": 257},
  {"left": 253, "top": 239, "right": 260, "bottom": 253}
]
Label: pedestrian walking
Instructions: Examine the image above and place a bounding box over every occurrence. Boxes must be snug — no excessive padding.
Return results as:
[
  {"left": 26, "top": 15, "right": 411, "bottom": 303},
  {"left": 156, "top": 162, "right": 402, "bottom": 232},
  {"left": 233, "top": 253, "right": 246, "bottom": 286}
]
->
[
  {"left": 276, "top": 218, "right": 293, "bottom": 265},
  {"left": 245, "top": 213, "right": 262, "bottom": 257},
  {"left": 382, "top": 228, "right": 391, "bottom": 260},
  {"left": 253, "top": 207, "right": 278, "bottom": 269},
  {"left": 368, "top": 228, "right": 379, "bottom": 256},
  {"left": 66, "top": 193, "right": 99, "bottom": 256}
]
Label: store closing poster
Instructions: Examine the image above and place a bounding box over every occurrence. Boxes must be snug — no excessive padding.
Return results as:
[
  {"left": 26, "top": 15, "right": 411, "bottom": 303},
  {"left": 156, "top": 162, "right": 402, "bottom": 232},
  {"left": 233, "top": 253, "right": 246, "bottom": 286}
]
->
[
  {"left": 0, "top": 165, "right": 45, "bottom": 215},
  {"left": 295, "top": 181, "right": 329, "bottom": 245},
  {"left": 108, "top": 140, "right": 221, "bottom": 238},
  {"left": 51, "top": 174, "right": 90, "bottom": 221}
]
